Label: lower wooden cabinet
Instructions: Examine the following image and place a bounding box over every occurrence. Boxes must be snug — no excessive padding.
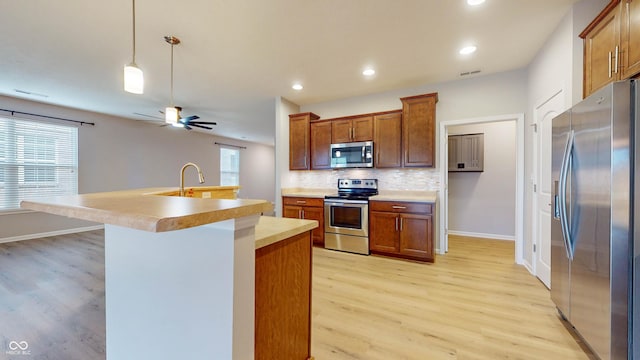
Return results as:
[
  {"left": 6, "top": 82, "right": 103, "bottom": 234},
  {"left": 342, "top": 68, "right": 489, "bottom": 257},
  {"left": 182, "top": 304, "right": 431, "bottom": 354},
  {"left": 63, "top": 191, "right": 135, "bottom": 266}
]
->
[
  {"left": 282, "top": 197, "right": 325, "bottom": 246},
  {"left": 255, "top": 230, "right": 312, "bottom": 360},
  {"left": 369, "top": 200, "right": 434, "bottom": 262}
]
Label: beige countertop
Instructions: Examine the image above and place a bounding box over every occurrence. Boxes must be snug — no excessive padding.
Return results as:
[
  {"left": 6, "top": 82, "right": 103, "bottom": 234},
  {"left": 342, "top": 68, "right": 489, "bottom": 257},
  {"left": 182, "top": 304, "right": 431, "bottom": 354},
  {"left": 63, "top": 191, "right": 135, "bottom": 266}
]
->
[
  {"left": 281, "top": 188, "right": 332, "bottom": 198},
  {"left": 371, "top": 191, "right": 438, "bottom": 203},
  {"left": 254, "top": 216, "right": 318, "bottom": 249},
  {"left": 20, "top": 187, "right": 273, "bottom": 233}
]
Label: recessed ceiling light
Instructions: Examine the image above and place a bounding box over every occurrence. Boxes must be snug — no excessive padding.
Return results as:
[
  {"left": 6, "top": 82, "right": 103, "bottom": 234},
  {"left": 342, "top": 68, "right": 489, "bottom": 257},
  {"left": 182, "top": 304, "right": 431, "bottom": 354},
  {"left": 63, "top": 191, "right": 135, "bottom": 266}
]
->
[
  {"left": 467, "top": 0, "right": 485, "bottom": 5},
  {"left": 362, "top": 68, "right": 376, "bottom": 76},
  {"left": 459, "top": 45, "right": 477, "bottom": 55},
  {"left": 292, "top": 83, "right": 303, "bottom": 91}
]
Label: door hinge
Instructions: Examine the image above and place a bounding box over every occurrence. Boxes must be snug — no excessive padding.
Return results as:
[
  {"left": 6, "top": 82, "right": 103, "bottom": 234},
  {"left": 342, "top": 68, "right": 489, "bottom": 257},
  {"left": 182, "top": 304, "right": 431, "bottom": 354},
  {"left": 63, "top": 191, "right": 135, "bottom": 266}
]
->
[
  {"left": 532, "top": 123, "right": 538, "bottom": 133},
  {"left": 533, "top": 184, "right": 537, "bottom": 193},
  {"left": 533, "top": 244, "right": 537, "bottom": 252}
]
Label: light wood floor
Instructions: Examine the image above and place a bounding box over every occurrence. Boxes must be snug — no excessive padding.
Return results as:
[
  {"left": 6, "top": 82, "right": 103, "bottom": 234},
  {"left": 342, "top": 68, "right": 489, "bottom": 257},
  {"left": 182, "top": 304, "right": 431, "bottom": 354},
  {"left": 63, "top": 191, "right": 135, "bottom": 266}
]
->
[
  {"left": 311, "top": 235, "right": 596, "bottom": 360},
  {"left": 0, "top": 231, "right": 594, "bottom": 359}
]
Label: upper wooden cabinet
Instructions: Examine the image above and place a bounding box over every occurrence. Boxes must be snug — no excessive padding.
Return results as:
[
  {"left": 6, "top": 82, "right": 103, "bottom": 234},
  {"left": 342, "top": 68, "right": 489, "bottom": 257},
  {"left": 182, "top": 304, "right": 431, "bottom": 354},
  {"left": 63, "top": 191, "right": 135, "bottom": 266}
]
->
[
  {"left": 400, "top": 93, "right": 438, "bottom": 168},
  {"left": 289, "top": 112, "right": 319, "bottom": 170},
  {"left": 310, "top": 120, "right": 332, "bottom": 170},
  {"left": 621, "top": 0, "right": 640, "bottom": 78},
  {"left": 331, "top": 116, "right": 373, "bottom": 143},
  {"left": 581, "top": 0, "right": 640, "bottom": 97},
  {"left": 373, "top": 111, "right": 402, "bottom": 168}
]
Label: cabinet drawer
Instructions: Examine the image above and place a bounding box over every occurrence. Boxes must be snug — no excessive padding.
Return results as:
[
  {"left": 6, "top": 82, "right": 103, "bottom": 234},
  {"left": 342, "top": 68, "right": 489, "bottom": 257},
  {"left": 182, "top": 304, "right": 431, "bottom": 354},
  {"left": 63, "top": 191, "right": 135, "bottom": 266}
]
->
[
  {"left": 282, "top": 197, "right": 324, "bottom": 207},
  {"left": 369, "top": 201, "right": 432, "bottom": 214}
]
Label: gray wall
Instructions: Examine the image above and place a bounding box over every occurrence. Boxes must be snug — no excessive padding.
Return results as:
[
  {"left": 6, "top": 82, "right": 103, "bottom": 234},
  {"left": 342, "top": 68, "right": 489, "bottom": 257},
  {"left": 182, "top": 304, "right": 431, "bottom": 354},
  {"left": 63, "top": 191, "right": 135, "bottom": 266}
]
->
[
  {"left": 448, "top": 121, "right": 517, "bottom": 239},
  {"left": 0, "top": 95, "right": 275, "bottom": 242}
]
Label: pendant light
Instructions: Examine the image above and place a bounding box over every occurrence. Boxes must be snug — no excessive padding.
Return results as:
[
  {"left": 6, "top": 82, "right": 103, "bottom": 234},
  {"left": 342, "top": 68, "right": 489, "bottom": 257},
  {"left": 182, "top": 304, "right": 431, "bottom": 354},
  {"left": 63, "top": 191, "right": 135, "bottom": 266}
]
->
[
  {"left": 124, "top": 0, "right": 143, "bottom": 94},
  {"left": 164, "top": 35, "right": 181, "bottom": 126}
]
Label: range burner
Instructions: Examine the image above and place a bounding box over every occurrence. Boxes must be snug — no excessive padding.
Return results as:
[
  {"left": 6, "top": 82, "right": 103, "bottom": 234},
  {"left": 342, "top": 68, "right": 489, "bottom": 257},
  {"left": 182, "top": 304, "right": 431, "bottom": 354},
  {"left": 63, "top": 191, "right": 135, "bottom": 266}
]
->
[{"left": 324, "top": 179, "right": 379, "bottom": 201}]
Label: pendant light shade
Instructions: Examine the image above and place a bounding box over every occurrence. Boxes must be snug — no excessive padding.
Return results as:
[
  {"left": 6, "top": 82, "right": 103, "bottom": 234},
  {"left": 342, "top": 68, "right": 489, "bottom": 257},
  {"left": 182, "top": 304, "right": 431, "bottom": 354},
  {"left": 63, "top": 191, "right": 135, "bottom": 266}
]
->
[
  {"left": 124, "top": 63, "right": 143, "bottom": 94},
  {"left": 124, "top": 0, "right": 143, "bottom": 94}
]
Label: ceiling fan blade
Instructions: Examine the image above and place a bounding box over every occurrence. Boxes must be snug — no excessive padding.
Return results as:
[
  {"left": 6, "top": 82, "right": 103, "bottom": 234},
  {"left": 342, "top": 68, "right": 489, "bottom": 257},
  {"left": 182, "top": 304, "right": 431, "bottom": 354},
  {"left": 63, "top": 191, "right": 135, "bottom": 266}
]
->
[
  {"left": 188, "top": 123, "right": 214, "bottom": 130},
  {"left": 183, "top": 124, "right": 193, "bottom": 130},
  {"left": 181, "top": 115, "right": 200, "bottom": 122},
  {"left": 189, "top": 121, "right": 217, "bottom": 126}
]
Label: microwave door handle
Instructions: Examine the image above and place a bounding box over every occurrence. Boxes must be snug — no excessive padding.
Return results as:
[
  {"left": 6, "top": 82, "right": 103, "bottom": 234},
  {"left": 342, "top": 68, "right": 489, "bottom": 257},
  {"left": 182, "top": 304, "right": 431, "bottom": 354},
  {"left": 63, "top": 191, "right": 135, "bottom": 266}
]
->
[{"left": 362, "top": 146, "right": 365, "bottom": 159}]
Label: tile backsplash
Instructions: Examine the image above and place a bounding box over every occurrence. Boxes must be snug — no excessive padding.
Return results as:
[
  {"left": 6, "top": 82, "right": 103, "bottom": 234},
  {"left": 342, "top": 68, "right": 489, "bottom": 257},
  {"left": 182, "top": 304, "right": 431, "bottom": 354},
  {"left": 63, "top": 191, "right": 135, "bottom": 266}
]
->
[{"left": 282, "top": 168, "right": 440, "bottom": 191}]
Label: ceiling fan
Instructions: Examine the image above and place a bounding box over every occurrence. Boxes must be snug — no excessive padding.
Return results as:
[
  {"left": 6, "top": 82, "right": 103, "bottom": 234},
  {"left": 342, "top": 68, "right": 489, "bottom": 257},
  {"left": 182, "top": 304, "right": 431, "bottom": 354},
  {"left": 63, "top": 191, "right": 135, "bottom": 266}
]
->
[
  {"left": 162, "top": 106, "right": 217, "bottom": 130},
  {"left": 162, "top": 35, "right": 217, "bottom": 131}
]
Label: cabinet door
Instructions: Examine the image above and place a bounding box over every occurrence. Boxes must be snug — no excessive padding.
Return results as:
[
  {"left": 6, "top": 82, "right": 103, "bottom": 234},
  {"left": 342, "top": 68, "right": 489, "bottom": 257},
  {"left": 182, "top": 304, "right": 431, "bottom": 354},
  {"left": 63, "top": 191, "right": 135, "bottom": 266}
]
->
[
  {"left": 369, "top": 211, "right": 399, "bottom": 254},
  {"left": 621, "top": 0, "right": 640, "bottom": 78},
  {"left": 331, "top": 119, "right": 353, "bottom": 143},
  {"left": 583, "top": 4, "right": 621, "bottom": 97},
  {"left": 289, "top": 115, "right": 310, "bottom": 170},
  {"left": 352, "top": 116, "right": 373, "bottom": 142},
  {"left": 374, "top": 112, "right": 402, "bottom": 168},
  {"left": 401, "top": 94, "right": 437, "bottom": 167},
  {"left": 302, "top": 206, "right": 325, "bottom": 246},
  {"left": 283, "top": 205, "right": 302, "bottom": 219},
  {"left": 399, "top": 213, "right": 434, "bottom": 262},
  {"left": 310, "top": 121, "right": 332, "bottom": 169}
]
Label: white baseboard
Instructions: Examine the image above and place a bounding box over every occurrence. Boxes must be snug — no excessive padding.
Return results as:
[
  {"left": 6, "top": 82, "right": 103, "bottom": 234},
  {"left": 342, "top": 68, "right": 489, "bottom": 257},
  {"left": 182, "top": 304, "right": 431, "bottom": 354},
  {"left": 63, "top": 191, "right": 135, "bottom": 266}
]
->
[
  {"left": 0, "top": 225, "right": 105, "bottom": 244},
  {"left": 447, "top": 230, "right": 515, "bottom": 241}
]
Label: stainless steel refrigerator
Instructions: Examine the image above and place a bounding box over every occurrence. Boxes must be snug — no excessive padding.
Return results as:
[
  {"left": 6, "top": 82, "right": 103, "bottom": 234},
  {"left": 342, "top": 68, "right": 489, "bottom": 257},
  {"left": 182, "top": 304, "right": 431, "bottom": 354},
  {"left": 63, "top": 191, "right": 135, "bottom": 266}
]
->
[{"left": 551, "top": 79, "right": 637, "bottom": 360}]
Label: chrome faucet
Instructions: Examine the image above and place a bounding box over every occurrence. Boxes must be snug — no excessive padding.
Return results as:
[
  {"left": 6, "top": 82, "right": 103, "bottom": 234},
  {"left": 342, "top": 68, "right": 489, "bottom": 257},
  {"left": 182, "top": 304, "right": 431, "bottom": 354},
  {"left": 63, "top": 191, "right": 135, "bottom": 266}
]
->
[{"left": 180, "top": 162, "right": 205, "bottom": 197}]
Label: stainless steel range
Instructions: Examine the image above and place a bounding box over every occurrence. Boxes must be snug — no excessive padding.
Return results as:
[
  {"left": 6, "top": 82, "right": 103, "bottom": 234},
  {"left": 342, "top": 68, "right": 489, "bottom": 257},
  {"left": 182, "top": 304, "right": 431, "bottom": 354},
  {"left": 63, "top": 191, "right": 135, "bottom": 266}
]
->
[{"left": 324, "top": 179, "right": 378, "bottom": 255}]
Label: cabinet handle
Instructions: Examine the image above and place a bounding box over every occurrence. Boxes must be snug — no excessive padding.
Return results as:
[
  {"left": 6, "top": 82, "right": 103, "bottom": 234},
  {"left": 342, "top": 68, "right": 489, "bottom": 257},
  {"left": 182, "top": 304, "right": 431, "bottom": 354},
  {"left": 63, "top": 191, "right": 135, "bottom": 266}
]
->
[
  {"left": 298, "top": 209, "right": 302, "bottom": 218},
  {"left": 392, "top": 205, "right": 407, "bottom": 209},
  {"left": 395, "top": 217, "right": 399, "bottom": 231},
  {"left": 399, "top": 217, "right": 403, "bottom": 231},
  {"left": 353, "top": 127, "right": 356, "bottom": 140},
  {"left": 609, "top": 51, "right": 613, "bottom": 78},
  {"left": 304, "top": 155, "right": 307, "bottom": 167},
  {"left": 296, "top": 200, "right": 306, "bottom": 204},
  {"left": 614, "top": 46, "right": 619, "bottom": 74},
  {"left": 301, "top": 209, "right": 305, "bottom": 218}
]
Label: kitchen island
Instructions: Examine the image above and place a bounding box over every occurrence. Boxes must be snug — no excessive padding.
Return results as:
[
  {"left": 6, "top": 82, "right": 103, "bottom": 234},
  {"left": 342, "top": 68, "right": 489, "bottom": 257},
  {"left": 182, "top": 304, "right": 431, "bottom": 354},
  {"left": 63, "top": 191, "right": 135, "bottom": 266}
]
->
[{"left": 20, "top": 188, "right": 316, "bottom": 360}]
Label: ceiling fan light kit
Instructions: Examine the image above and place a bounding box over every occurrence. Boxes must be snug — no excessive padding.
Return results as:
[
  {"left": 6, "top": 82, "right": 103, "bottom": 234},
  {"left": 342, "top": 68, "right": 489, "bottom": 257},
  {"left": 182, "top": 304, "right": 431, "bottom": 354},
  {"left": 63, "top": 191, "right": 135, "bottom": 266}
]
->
[
  {"left": 164, "top": 106, "right": 178, "bottom": 124},
  {"left": 124, "top": 0, "right": 144, "bottom": 94}
]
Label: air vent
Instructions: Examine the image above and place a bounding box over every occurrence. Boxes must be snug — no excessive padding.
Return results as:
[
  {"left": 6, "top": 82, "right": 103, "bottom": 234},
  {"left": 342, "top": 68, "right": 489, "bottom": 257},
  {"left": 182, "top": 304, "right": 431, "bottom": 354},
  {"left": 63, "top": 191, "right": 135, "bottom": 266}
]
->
[
  {"left": 14, "top": 89, "right": 49, "bottom": 98},
  {"left": 459, "top": 70, "right": 482, "bottom": 77}
]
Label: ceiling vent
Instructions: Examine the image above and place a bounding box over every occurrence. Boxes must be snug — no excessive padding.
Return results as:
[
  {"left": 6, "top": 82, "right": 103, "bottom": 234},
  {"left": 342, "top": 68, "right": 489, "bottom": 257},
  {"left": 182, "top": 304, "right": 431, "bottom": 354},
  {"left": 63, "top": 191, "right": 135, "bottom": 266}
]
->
[{"left": 459, "top": 70, "right": 482, "bottom": 77}]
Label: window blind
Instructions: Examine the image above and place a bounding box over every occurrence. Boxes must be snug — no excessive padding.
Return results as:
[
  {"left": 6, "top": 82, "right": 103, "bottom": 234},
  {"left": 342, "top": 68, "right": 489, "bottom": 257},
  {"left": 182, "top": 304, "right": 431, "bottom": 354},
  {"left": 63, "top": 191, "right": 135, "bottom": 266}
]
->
[
  {"left": 220, "top": 147, "right": 239, "bottom": 186},
  {"left": 0, "top": 117, "right": 78, "bottom": 211}
]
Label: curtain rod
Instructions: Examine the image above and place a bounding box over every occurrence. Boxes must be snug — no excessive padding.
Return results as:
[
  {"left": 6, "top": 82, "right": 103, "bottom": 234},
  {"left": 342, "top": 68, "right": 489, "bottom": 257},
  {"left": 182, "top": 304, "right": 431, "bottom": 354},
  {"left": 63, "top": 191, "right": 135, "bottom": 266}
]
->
[
  {"left": 0, "top": 108, "right": 96, "bottom": 126},
  {"left": 215, "top": 142, "right": 247, "bottom": 149}
]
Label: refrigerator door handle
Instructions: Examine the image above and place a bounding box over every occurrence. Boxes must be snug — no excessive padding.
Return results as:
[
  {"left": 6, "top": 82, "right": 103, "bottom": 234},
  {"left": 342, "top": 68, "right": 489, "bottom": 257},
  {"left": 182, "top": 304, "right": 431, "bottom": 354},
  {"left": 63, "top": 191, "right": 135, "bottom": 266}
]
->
[{"left": 558, "top": 130, "right": 575, "bottom": 260}]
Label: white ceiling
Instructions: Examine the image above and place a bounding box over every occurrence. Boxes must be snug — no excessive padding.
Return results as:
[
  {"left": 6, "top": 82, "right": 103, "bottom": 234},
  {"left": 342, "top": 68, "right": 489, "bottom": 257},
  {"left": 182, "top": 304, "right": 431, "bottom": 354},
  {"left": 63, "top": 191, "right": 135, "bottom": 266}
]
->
[{"left": 1, "top": 0, "right": 580, "bottom": 145}]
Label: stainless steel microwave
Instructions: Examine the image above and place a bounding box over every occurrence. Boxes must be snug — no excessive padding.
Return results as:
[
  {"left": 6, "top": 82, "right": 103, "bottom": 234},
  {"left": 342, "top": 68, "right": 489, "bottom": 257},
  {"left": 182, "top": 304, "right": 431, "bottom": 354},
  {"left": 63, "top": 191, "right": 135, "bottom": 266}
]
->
[{"left": 330, "top": 141, "right": 374, "bottom": 168}]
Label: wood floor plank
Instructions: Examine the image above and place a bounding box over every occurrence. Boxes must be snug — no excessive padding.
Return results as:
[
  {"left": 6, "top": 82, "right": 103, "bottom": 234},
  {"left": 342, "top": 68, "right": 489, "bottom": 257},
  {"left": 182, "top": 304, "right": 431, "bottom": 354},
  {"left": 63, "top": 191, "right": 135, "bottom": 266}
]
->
[{"left": 0, "top": 231, "right": 595, "bottom": 359}]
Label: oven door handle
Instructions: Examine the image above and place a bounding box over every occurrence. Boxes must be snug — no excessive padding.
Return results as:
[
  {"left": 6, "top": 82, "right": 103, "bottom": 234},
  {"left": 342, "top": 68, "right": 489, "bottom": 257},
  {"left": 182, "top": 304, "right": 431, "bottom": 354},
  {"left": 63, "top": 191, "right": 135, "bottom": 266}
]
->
[{"left": 324, "top": 200, "right": 368, "bottom": 206}]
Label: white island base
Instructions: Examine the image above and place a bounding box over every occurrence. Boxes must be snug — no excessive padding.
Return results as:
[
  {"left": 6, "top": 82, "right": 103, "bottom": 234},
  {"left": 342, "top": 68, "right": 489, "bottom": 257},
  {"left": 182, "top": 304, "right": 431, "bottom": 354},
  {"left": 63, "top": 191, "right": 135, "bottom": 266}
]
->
[{"left": 104, "top": 214, "right": 259, "bottom": 360}]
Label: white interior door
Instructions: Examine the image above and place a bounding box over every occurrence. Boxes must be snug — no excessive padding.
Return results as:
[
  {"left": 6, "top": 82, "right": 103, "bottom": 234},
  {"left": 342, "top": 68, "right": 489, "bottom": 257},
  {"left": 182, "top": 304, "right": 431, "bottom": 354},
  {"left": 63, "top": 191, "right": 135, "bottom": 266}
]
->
[{"left": 534, "top": 91, "right": 563, "bottom": 289}]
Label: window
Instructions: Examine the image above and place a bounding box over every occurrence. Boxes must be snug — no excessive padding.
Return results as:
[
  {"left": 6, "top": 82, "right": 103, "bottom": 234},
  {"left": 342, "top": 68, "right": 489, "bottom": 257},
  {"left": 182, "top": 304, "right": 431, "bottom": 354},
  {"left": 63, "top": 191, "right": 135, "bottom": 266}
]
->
[
  {"left": 220, "top": 147, "right": 239, "bottom": 186},
  {"left": 0, "top": 117, "right": 78, "bottom": 211}
]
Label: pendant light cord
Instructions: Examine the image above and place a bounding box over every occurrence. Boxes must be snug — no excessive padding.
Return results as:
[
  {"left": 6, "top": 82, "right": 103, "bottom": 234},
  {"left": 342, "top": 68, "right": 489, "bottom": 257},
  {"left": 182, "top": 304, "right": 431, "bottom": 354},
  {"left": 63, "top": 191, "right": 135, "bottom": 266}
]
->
[
  {"left": 170, "top": 42, "right": 174, "bottom": 106},
  {"left": 132, "top": 0, "right": 137, "bottom": 63}
]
